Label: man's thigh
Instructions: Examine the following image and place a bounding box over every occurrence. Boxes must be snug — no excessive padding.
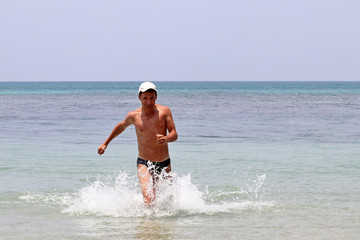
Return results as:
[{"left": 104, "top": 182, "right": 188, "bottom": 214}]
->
[{"left": 137, "top": 164, "right": 154, "bottom": 203}]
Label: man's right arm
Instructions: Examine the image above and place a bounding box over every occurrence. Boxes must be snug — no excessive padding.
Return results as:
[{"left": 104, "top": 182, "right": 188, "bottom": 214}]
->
[{"left": 98, "top": 112, "right": 134, "bottom": 155}]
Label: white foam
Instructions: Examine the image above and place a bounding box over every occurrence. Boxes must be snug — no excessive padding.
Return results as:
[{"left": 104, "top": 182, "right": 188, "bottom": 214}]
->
[
  {"left": 17, "top": 171, "right": 274, "bottom": 217},
  {"left": 61, "top": 171, "right": 275, "bottom": 217}
]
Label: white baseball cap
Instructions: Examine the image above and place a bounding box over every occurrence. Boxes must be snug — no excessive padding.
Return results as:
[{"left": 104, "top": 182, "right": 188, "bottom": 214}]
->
[{"left": 138, "top": 82, "right": 157, "bottom": 94}]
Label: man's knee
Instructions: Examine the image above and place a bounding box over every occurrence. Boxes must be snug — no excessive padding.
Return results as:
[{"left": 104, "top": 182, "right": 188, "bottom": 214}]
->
[{"left": 143, "top": 188, "right": 155, "bottom": 203}]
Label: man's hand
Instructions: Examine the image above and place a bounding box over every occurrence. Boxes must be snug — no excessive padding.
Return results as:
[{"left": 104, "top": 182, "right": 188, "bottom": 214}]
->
[
  {"left": 98, "top": 144, "right": 107, "bottom": 155},
  {"left": 156, "top": 134, "right": 167, "bottom": 145}
]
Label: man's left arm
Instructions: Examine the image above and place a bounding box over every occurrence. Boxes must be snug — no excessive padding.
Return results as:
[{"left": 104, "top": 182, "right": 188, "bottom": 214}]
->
[
  {"left": 165, "top": 107, "right": 178, "bottom": 143},
  {"left": 156, "top": 107, "right": 178, "bottom": 144}
]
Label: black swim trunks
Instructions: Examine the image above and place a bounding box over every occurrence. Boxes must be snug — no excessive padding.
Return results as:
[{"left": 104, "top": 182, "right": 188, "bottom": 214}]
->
[{"left": 137, "top": 157, "right": 171, "bottom": 175}]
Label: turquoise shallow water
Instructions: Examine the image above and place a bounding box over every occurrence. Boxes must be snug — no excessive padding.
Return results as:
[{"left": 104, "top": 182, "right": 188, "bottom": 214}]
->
[{"left": 1, "top": 81, "right": 360, "bottom": 239}]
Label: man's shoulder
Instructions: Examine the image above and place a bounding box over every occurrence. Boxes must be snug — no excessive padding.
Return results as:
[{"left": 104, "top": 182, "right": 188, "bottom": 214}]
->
[
  {"left": 129, "top": 108, "right": 141, "bottom": 115},
  {"left": 125, "top": 108, "right": 141, "bottom": 121},
  {"left": 156, "top": 104, "right": 171, "bottom": 112}
]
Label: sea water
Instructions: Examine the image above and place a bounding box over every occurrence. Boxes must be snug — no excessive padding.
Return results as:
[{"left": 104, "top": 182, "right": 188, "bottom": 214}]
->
[{"left": 0, "top": 81, "right": 360, "bottom": 239}]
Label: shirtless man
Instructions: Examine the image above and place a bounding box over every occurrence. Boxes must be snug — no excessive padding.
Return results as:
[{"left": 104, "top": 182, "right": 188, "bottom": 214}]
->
[{"left": 98, "top": 82, "right": 178, "bottom": 205}]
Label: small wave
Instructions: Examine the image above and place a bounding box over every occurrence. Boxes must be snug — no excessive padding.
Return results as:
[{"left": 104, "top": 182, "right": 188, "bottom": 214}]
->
[
  {"left": 19, "top": 192, "right": 74, "bottom": 208},
  {"left": 0, "top": 166, "right": 14, "bottom": 171}
]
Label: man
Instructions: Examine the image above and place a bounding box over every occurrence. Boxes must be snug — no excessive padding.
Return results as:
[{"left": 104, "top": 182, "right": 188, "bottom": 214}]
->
[{"left": 98, "top": 82, "right": 178, "bottom": 205}]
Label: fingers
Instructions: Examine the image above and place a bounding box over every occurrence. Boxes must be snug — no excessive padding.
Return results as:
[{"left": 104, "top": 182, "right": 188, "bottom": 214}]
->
[
  {"left": 156, "top": 135, "right": 167, "bottom": 144},
  {"left": 98, "top": 145, "right": 106, "bottom": 155},
  {"left": 98, "top": 148, "right": 103, "bottom": 155}
]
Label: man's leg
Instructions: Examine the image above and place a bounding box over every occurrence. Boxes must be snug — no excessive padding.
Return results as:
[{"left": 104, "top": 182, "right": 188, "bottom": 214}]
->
[{"left": 137, "top": 164, "right": 155, "bottom": 204}]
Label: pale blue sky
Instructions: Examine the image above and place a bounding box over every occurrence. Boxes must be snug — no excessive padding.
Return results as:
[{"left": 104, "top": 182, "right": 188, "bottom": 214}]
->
[{"left": 1, "top": 0, "right": 359, "bottom": 81}]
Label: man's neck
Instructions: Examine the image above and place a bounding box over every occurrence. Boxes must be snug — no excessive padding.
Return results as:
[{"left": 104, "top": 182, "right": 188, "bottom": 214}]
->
[{"left": 142, "top": 105, "right": 156, "bottom": 116}]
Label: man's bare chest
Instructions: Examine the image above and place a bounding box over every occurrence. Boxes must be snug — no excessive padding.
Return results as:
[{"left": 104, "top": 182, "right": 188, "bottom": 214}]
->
[{"left": 134, "top": 114, "right": 165, "bottom": 133}]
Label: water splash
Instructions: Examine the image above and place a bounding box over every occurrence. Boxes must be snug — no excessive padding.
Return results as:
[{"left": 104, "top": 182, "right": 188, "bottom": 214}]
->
[
  {"left": 19, "top": 171, "right": 274, "bottom": 218},
  {"left": 246, "top": 174, "right": 267, "bottom": 201}
]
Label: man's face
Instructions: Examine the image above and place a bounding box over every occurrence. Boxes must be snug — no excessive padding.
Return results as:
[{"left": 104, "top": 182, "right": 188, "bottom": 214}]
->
[{"left": 139, "top": 91, "right": 157, "bottom": 108}]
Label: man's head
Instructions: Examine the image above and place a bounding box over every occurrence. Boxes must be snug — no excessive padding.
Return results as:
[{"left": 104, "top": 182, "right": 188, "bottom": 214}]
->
[
  {"left": 138, "top": 82, "right": 157, "bottom": 96},
  {"left": 138, "top": 82, "right": 157, "bottom": 108}
]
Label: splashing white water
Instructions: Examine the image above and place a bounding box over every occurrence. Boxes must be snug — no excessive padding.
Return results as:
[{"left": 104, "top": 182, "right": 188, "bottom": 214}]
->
[
  {"left": 62, "top": 171, "right": 273, "bottom": 217},
  {"left": 19, "top": 171, "right": 274, "bottom": 218},
  {"left": 246, "top": 174, "right": 267, "bottom": 200}
]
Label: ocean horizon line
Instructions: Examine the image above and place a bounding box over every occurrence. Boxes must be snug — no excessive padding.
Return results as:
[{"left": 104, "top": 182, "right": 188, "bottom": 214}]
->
[{"left": 1, "top": 80, "right": 359, "bottom": 83}]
